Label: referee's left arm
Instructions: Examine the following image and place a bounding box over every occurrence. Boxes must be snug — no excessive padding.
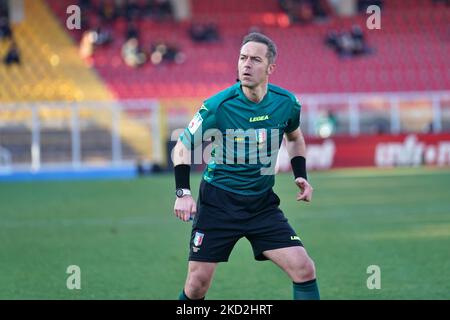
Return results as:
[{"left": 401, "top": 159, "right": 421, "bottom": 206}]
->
[
  {"left": 285, "top": 128, "right": 313, "bottom": 202},
  {"left": 173, "top": 139, "right": 197, "bottom": 221}
]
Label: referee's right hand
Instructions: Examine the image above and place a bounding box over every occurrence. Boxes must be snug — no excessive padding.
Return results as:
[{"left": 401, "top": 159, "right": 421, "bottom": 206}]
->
[{"left": 174, "top": 196, "right": 197, "bottom": 222}]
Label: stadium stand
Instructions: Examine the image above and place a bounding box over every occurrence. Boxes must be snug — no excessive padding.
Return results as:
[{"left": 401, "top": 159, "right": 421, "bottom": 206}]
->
[
  {"left": 0, "top": 0, "right": 113, "bottom": 102},
  {"left": 45, "top": 0, "right": 449, "bottom": 98},
  {"left": 0, "top": 0, "right": 156, "bottom": 162}
]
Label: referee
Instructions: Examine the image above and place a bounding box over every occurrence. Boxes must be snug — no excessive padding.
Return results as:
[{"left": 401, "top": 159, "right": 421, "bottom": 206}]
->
[{"left": 173, "top": 32, "right": 319, "bottom": 300}]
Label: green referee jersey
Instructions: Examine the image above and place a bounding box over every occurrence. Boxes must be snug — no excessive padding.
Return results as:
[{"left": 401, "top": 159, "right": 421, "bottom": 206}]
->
[{"left": 180, "top": 82, "right": 301, "bottom": 195}]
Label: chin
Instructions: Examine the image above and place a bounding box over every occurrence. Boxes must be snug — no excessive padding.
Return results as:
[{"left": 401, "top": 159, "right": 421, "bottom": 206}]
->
[{"left": 240, "top": 80, "right": 255, "bottom": 88}]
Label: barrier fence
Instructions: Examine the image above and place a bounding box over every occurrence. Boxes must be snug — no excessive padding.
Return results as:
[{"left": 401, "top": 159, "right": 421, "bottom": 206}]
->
[{"left": 1, "top": 91, "right": 449, "bottom": 175}]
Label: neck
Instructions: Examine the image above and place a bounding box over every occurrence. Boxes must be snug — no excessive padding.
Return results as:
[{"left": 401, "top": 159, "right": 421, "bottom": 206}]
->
[{"left": 242, "top": 83, "right": 268, "bottom": 103}]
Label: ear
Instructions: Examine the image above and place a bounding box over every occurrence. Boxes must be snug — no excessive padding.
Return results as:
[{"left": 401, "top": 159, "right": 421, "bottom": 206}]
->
[{"left": 267, "top": 63, "right": 276, "bottom": 75}]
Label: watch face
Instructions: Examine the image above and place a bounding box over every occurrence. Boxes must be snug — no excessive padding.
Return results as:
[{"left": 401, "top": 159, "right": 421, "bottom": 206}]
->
[{"left": 176, "top": 189, "right": 183, "bottom": 197}]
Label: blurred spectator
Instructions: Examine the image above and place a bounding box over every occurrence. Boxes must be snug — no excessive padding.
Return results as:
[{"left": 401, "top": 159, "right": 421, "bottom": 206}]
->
[
  {"left": 325, "top": 30, "right": 339, "bottom": 47},
  {"left": 122, "top": 37, "right": 147, "bottom": 67},
  {"left": 279, "top": 0, "right": 311, "bottom": 24},
  {"left": 373, "top": 118, "right": 389, "bottom": 134},
  {"left": 297, "top": 1, "right": 314, "bottom": 24},
  {"left": 114, "top": 0, "right": 127, "bottom": 19},
  {"left": 93, "top": 25, "right": 113, "bottom": 46},
  {"left": 189, "top": 23, "right": 220, "bottom": 43},
  {"left": 78, "top": 8, "right": 91, "bottom": 32},
  {"left": 141, "top": 0, "right": 172, "bottom": 20},
  {"left": 126, "top": 0, "right": 141, "bottom": 21},
  {"left": 126, "top": 21, "right": 140, "bottom": 40},
  {"left": 337, "top": 33, "right": 356, "bottom": 57},
  {"left": 77, "top": 0, "right": 174, "bottom": 32},
  {"left": 78, "top": 0, "right": 91, "bottom": 11},
  {"left": 316, "top": 110, "right": 338, "bottom": 138},
  {"left": 279, "top": 0, "right": 329, "bottom": 24},
  {"left": 79, "top": 30, "right": 96, "bottom": 60},
  {"left": 98, "top": 0, "right": 117, "bottom": 23},
  {"left": 358, "top": 0, "right": 383, "bottom": 12},
  {"left": 153, "top": 0, "right": 173, "bottom": 20},
  {"left": 0, "top": 16, "right": 12, "bottom": 40},
  {"left": 79, "top": 22, "right": 113, "bottom": 62},
  {"left": 325, "top": 25, "right": 372, "bottom": 58},
  {"left": 3, "top": 39, "right": 20, "bottom": 66},
  {"left": 0, "top": 0, "right": 8, "bottom": 18},
  {"left": 432, "top": 0, "right": 449, "bottom": 4},
  {"left": 150, "top": 41, "right": 185, "bottom": 65},
  {"left": 311, "top": 0, "right": 330, "bottom": 21},
  {"left": 426, "top": 121, "right": 435, "bottom": 133},
  {"left": 350, "top": 25, "right": 369, "bottom": 55}
]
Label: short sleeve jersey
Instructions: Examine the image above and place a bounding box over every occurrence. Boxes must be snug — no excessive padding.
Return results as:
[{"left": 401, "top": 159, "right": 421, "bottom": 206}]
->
[{"left": 180, "top": 82, "right": 301, "bottom": 195}]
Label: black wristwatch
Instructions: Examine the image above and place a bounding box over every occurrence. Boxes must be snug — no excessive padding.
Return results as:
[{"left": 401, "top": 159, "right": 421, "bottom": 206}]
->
[{"left": 176, "top": 188, "right": 192, "bottom": 198}]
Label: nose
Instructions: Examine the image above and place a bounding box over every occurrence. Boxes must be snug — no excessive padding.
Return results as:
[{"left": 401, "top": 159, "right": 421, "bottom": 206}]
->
[{"left": 243, "top": 57, "right": 252, "bottom": 69}]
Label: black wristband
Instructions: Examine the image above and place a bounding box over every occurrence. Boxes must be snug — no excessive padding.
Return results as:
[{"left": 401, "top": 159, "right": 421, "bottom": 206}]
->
[
  {"left": 291, "top": 156, "right": 307, "bottom": 180},
  {"left": 174, "top": 164, "right": 191, "bottom": 189}
]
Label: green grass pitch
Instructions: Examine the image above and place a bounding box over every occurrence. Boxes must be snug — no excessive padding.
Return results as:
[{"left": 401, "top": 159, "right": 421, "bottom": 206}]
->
[{"left": 1, "top": 167, "right": 449, "bottom": 299}]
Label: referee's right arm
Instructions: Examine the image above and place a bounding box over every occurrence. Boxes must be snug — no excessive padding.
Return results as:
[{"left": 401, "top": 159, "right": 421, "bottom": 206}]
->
[{"left": 173, "top": 139, "right": 191, "bottom": 166}]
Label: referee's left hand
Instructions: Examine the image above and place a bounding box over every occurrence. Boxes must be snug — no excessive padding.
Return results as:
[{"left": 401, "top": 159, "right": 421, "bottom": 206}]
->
[{"left": 295, "top": 177, "right": 313, "bottom": 202}]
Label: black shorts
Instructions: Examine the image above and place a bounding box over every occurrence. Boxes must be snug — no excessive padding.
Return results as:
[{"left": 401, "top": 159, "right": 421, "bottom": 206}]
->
[{"left": 188, "top": 180, "right": 303, "bottom": 262}]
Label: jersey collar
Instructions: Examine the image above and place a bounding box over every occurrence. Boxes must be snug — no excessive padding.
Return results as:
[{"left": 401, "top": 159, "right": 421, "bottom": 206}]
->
[{"left": 236, "top": 82, "right": 271, "bottom": 107}]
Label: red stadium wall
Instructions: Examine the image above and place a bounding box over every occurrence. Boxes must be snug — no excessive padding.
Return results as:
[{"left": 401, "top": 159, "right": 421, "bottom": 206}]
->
[{"left": 277, "top": 134, "right": 450, "bottom": 171}]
